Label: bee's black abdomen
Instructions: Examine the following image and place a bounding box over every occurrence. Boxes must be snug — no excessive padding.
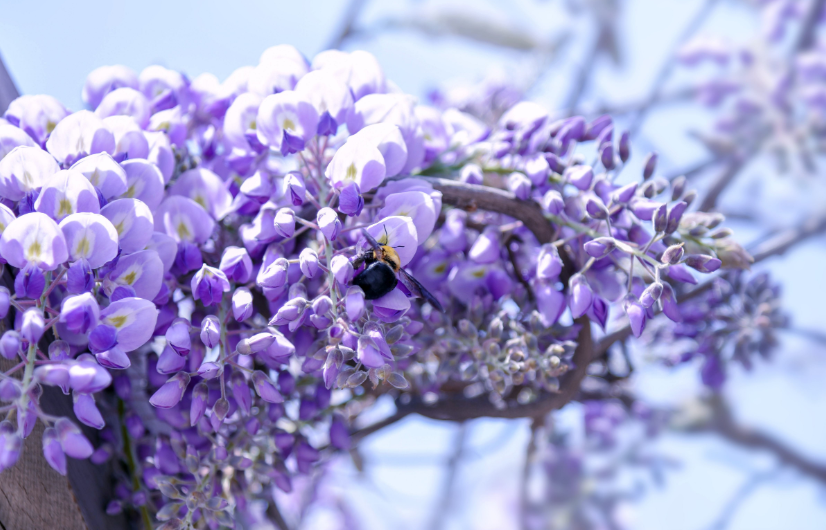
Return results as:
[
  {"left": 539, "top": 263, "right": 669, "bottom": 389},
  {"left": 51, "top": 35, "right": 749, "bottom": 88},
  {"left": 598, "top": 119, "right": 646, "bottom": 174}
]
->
[{"left": 353, "top": 262, "right": 398, "bottom": 300}]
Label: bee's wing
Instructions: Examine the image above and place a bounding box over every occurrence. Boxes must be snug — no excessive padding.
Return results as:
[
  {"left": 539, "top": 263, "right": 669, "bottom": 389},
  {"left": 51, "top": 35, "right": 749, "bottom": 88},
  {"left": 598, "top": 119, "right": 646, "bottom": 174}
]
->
[
  {"left": 399, "top": 268, "right": 444, "bottom": 312},
  {"left": 361, "top": 229, "right": 381, "bottom": 250}
]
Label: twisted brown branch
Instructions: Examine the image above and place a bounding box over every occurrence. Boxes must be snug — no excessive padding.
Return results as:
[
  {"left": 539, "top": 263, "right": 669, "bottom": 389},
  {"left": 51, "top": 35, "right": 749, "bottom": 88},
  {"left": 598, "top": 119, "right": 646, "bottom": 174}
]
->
[{"left": 687, "top": 395, "right": 826, "bottom": 484}]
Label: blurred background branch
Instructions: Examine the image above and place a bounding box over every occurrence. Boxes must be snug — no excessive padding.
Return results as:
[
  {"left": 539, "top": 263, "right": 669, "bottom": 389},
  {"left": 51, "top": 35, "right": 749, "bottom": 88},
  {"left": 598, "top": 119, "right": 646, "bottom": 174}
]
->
[{"left": 0, "top": 51, "right": 19, "bottom": 114}]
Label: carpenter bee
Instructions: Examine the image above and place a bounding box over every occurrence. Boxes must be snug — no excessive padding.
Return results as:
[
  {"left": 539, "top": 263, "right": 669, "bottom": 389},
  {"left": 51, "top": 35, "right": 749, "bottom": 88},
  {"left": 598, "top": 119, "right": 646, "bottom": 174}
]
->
[{"left": 352, "top": 228, "right": 444, "bottom": 312}]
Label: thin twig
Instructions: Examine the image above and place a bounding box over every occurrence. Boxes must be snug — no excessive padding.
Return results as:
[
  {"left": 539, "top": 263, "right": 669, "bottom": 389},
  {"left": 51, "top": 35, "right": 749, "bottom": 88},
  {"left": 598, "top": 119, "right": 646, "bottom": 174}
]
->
[
  {"left": 429, "top": 423, "right": 469, "bottom": 530},
  {"left": 565, "top": 26, "right": 605, "bottom": 114},
  {"left": 585, "top": 86, "right": 696, "bottom": 118},
  {"left": 325, "top": 0, "right": 369, "bottom": 50},
  {"left": 704, "top": 468, "right": 779, "bottom": 530},
  {"left": 749, "top": 211, "right": 826, "bottom": 262},
  {"left": 350, "top": 409, "right": 411, "bottom": 445},
  {"left": 0, "top": 50, "right": 20, "bottom": 115},
  {"left": 782, "top": 326, "right": 826, "bottom": 344},
  {"left": 689, "top": 395, "right": 826, "bottom": 484},
  {"left": 266, "top": 497, "right": 291, "bottom": 530},
  {"left": 520, "top": 419, "right": 542, "bottom": 530},
  {"left": 628, "top": 0, "right": 720, "bottom": 135},
  {"left": 697, "top": 157, "right": 748, "bottom": 212},
  {"left": 793, "top": 0, "right": 826, "bottom": 52}
]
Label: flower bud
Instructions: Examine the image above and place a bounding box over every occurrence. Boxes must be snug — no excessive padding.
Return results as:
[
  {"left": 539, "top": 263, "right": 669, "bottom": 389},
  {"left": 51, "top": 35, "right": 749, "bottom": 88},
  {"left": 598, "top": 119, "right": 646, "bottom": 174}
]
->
[
  {"left": 156, "top": 345, "right": 185, "bottom": 374},
  {"left": 165, "top": 318, "right": 191, "bottom": 357},
  {"left": 611, "top": 182, "right": 637, "bottom": 204},
  {"left": 671, "top": 175, "right": 686, "bottom": 201},
  {"left": 330, "top": 255, "right": 353, "bottom": 286},
  {"left": 653, "top": 203, "right": 668, "bottom": 233},
  {"left": 643, "top": 152, "right": 657, "bottom": 180},
  {"left": 230, "top": 372, "right": 251, "bottom": 415},
  {"left": 583, "top": 237, "right": 616, "bottom": 258},
  {"left": 585, "top": 197, "right": 608, "bottom": 220},
  {"left": 537, "top": 244, "right": 563, "bottom": 280},
  {"left": 55, "top": 418, "right": 93, "bottom": 459},
  {"left": 623, "top": 295, "right": 647, "bottom": 337},
  {"left": 212, "top": 397, "right": 229, "bottom": 423},
  {"left": 600, "top": 143, "right": 615, "bottom": 170},
  {"left": 660, "top": 283, "right": 681, "bottom": 322},
  {"left": 661, "top": 243, "right": 685, "bottom": 265},
  {"left": 0, "top": 421, "right": 21, "bottom": 471},
  {"left": 42, "top": 427, "right": 66, "bottom": 475},
  {"left": 630, "top": 199, "right": 661, "bottom": 221},
  {"left": 317, "top": 207, "right": 341, "bottom": 241},
  {"left": 278, "top": 371, "right": 295, "bottom": 395},
  {"left": 73, "top": 392, "right": 104, "bottom": 429},
  {"left": 618, "top": 131, "right": 630, "bottom": 162},
  {"left": 569, "top": 274, "right": 593, "bottom": 318},
  {"left": 200, "top": 315, "right": 220, "bottom": 348},
  {"left": 460, "top": 164, "right": 483, "bottom": 184},
  {"left": 323, "top": 351, "right": 341, "bottom": 389},
  {"left": 299, "top": 248, "right": 319, "bottom": 279},
  {"left": 20, "top": 308, "right": 45, "bottom": 344},
  {"left": 270, "top": 297, "right": 308, "bottom": 326},
  {"left": 329, "top": 416, "right": 351, "bottom": 450},
  {"left": 285, "top": 172, "right": 306, "bottom": 206},
  {"left": 252, "top": 371, "right": 283, "bottom": 403},
  {"left": 346, "top": 286, "right": 365, "bottom": 321},
  {"left": 542, "top": 190, "right": 565, "bottom": 215},
  {"left": 219, "top": 246, "right": 253, "bottom": 283},
  {"left": 273, "top": 208, "right": 296, "bottom": 239},
  {"left": 639, "top": 282, "right": 663, "bottom": 308},
  {"left": 0, "top": 287, "right": 8, "bottom": 320},
  {"left": 191, "top": 265, "right": 230, "bottom": 307},
  {"left": 149, "top": 372, "right": 190, "bottom": 409},
  {"left": 545, "top": 152, "right": 564, "bottom": 173},
  {"left": 190, "top": 381, "right": 208, "bottom": 426},
  {"left": 507, "top": 172, "right": 531, "bottom": 200},
  {"left": 565, "top": 165, "right": 593, "bottom": 190},
  {"left": 0, "top": 331, "right": 20, "bottom": 360},
  {"left": 232, "top": 287, "right": 254, "bottom": 321},
  {"left": 0, "top": 379, "right": 20, "bottom": 401},
  {"left": 258, "top": 258, "right": 289, "bottom": 289},
  {"left": 666, "top": 201, "right": 688, "bottom": 234},
  {"left": 96, "top": 346, "right": 130, "bottom": 370},
  {"left": 684, "top": 254, "right": 722, "bottom": 273}
]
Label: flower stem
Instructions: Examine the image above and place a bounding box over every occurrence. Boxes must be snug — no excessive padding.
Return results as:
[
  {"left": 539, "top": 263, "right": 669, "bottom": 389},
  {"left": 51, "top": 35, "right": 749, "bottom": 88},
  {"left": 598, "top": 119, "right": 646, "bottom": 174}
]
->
[{"left": 119, "top": 398, "right": 153, "bottom": 530}]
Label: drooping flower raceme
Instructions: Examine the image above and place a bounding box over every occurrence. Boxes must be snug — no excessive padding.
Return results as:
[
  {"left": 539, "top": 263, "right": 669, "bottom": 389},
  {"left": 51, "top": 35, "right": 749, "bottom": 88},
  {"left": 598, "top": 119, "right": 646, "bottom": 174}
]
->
[{"left": 0, "top": 43, "right": 754, "bottom": 529}]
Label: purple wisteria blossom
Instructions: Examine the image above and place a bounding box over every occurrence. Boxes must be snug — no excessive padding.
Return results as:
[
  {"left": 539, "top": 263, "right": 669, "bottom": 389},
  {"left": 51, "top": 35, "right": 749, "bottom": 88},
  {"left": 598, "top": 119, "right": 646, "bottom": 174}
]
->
[{"left": 0, "top": 40, "right": 759, "bottom": 530}]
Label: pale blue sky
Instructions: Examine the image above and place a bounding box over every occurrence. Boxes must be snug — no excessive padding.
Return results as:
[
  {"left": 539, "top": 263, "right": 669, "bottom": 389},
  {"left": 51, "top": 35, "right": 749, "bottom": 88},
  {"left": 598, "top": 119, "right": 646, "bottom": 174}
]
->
[{"left": 2, "top": 1, "right": 825, "bottom": 528}]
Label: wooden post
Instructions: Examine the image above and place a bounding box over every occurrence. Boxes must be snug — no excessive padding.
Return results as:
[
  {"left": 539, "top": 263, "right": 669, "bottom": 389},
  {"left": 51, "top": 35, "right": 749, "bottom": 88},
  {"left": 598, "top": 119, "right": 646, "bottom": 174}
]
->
[
  {"left": 0, "top": 363, "right": 131, "bottom": 529},
  {"left": 0, "top": 51, "right": 132, "bottom": 524}
]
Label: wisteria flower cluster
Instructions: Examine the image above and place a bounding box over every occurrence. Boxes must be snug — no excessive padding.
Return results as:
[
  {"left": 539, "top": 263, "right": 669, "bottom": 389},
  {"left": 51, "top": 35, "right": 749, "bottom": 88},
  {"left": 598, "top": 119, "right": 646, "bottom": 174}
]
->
[
  {"left": 532, "top": 402, "right": 673, "bottom": 530},
  {"left": 0, "top": 42, "right": 750, "bottom": 528},
  {"left": 678, "top": 0, "right": 826, "bottom": 174},
  {"left": 646, "top": 270, "right": 787, "bottom": 388}
]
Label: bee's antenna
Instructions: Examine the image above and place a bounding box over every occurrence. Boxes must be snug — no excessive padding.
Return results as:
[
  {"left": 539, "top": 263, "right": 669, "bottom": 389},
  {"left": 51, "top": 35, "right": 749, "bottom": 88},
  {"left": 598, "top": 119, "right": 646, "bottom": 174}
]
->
[
  {"left": 393, "top": 245, "right": 405, "bottom": 249},
  {"left": 383, "top": 224, "right": 388, "bottom": 244}
]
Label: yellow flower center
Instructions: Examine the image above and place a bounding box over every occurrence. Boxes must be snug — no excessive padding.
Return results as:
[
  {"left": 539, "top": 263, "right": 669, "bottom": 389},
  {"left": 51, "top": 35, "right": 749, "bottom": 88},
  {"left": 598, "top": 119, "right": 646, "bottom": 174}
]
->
[
  {"left": 107, "top": 315, "right": 127, "bottom": 328},
  {"left": 58, "top": 199, "right": 73, "bottom": 217}
]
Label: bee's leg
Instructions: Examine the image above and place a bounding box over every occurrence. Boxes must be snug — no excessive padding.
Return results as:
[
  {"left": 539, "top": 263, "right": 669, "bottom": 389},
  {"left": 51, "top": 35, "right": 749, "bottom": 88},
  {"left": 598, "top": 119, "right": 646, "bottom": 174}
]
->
[{"left": 351, "top": 251, "right": 373, "bottom": 270}]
